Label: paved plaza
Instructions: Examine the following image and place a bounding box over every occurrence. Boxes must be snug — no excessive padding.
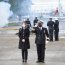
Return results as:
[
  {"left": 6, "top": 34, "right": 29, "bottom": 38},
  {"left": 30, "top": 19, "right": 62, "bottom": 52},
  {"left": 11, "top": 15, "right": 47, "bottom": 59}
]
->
[{"left": 0, "top": 33, "right": 65, "bottom": 65}]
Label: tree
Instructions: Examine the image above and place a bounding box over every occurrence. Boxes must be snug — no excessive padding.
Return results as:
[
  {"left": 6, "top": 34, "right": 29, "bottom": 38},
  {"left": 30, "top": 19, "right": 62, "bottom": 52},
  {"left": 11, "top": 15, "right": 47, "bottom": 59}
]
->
[{"left": 9, "top": 0, "right": 32, "bottom": 16}]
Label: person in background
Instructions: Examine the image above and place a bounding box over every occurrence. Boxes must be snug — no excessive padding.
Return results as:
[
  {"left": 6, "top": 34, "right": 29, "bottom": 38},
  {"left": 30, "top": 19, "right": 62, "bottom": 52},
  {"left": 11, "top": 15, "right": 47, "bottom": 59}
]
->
[
  {"left": 47, "top": 18, "right": 54, "bottom": 41},
  {"left": 33, "top": 21, "right": 49, "bottom": 63},
  {"left": 25, "top": 18, "right": 31, "bottom": 29},
  {"left": 54, "top": 18, "right": 59, "bottom": 41},
  {"left": 18, "top": 21, "right": 30, "bottom": 63},
  {"left": 33, "top": 17, "right": 38, "bottom": 26}
]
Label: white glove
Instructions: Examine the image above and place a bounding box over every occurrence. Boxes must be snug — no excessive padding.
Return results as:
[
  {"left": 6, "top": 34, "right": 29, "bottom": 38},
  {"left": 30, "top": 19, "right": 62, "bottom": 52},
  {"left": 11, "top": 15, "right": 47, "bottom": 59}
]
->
[
  {"left": 35, "top": 23, "right": 38, "bottom": 27},
  {"left": 46, "top": 38, "right": 49, "bottom": 44},
  {"left": 22, "top": 39, "right": 25, "bottom": 42}
]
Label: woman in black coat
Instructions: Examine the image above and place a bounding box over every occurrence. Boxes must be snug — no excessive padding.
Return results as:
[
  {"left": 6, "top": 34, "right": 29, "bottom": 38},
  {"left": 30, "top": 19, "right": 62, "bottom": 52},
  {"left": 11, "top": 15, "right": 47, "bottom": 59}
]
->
[{"left": 18, "top": 22, "right": 30, "bottom": 63}]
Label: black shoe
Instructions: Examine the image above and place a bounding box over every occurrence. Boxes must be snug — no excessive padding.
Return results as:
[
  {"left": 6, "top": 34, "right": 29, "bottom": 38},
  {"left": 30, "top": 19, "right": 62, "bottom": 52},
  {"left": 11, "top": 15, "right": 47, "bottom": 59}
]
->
[
  {"left": 25, "top": 60, "right": 27, "bottom": 63},
  {"left": 55, "top": 40, "right": 59, "bottom": 41},
  {"left": 41, "top": 61, "right": 45, "bottom": 63},
  {"left": 36, "top": 61, "right": 41, "bottom": 63},
  {"left": 22, "top": 59, "right": 24, "bottom": 62}
]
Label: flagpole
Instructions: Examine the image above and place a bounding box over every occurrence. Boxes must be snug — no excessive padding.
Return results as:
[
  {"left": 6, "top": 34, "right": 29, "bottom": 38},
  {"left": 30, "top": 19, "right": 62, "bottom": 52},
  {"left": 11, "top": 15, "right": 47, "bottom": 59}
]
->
[{"left": 59, "top": 0, "right": 61, "bottom": 16}]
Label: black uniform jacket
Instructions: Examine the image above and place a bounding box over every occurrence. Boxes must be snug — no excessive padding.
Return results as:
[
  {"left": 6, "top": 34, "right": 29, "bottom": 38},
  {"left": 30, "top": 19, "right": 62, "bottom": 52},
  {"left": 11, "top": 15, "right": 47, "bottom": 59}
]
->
[
  {"left": 47, "top": 21, "right": 54, "bottom": 30},
  {"left": 54, "top": 21, "right": 59, "bottom": 32},
  {"left": 34, "top": 27, "right": 49, "bottom": 49},
  {"left": 18, "top": 28, "right": 30, "bottom": 49}
]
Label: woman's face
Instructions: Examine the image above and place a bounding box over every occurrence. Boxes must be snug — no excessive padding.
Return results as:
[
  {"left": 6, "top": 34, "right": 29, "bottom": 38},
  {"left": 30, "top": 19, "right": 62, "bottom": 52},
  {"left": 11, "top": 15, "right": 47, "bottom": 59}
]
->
[{"left": 22, "top": 23, "right": 26, "bottom": 28}]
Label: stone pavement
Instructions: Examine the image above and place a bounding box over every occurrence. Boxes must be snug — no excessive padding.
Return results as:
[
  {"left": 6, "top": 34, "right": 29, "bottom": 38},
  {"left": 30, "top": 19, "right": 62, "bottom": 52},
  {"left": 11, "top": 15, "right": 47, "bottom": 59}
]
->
[{"left": 0, "top": 34, "right": 65, "bottom": 65}]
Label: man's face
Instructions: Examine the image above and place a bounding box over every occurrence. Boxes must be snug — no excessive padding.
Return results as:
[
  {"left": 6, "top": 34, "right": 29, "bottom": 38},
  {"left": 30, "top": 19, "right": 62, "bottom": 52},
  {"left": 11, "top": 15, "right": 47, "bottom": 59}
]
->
[
  {"left": 38, "top": 23, "right": 42, "bottom": 27},
  {"left": 22, "top": 22, "right": 26, "bottom": 28}
]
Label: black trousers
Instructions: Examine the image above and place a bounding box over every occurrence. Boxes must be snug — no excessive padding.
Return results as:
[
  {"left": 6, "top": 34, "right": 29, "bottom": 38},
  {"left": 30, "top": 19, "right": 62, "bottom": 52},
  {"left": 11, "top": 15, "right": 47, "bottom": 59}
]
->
[
  {"left": 49, "top": 30, "right": 53, "bottom": 41},
  {"left": 21, "top": 49, "right": 28, "bottom": 60},
  {"left": 54, "top": 31, "right": 59, "bottom": 41},
  {"left": 36, "top": 44, "right": 45, "bottom": 61}
]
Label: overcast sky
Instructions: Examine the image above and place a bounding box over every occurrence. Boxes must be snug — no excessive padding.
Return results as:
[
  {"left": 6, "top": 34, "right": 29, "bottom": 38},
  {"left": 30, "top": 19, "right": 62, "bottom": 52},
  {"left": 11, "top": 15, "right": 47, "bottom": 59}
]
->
[
  {"left": 32, "top": 0, "right": 65, "bottom": 3},
  {"left": 31, "top": 0, "right": 65, "bottom": 12}
]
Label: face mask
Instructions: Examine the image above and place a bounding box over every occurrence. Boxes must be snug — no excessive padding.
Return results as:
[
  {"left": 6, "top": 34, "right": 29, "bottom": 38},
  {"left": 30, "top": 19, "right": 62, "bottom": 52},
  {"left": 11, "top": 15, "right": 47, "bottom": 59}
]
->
[{"left": 22, "top": 23, "right": 26, "bottom": 28}]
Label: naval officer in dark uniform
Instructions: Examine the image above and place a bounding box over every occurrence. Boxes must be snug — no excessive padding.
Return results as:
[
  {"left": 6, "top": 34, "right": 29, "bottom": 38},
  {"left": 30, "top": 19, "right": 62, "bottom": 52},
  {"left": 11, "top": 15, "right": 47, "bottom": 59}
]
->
[
  {"left": 47, "top": 18, "right": 54, "bottom": 41},
  {"left": 33, "top": 17, "right": 38, "bottom": 26},
  {"left": 54, "top": 18, "right": 59, "bottom": 41},
  {"left": 33, "top": 21, "right": 49, "bottom": 63},
  {"left": 25, "top": 18, "right": 31, "bottom": 29},
  {"left": 18, "top": 21, "right": 30, "bottom": 63}
]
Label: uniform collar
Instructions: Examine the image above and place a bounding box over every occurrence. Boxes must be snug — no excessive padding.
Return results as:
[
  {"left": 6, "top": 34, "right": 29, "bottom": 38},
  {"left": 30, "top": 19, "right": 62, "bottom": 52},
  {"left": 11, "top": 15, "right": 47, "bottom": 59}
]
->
[{"left": 38, "top": 27, "right": 43, "bottom": 30}]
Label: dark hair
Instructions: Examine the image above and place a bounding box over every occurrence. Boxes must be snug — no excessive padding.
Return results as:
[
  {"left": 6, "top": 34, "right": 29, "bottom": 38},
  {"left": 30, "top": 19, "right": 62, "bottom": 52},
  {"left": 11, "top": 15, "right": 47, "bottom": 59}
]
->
[{"left": 49, "top": 18, "right": 52, "bottom": 19}]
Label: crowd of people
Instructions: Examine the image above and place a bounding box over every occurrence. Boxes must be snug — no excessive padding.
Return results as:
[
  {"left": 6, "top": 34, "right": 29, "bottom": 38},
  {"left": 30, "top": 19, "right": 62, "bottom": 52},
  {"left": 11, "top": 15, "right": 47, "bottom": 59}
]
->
[{"left": 17, "top": 17, "right": 59, "bottom": 63}]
